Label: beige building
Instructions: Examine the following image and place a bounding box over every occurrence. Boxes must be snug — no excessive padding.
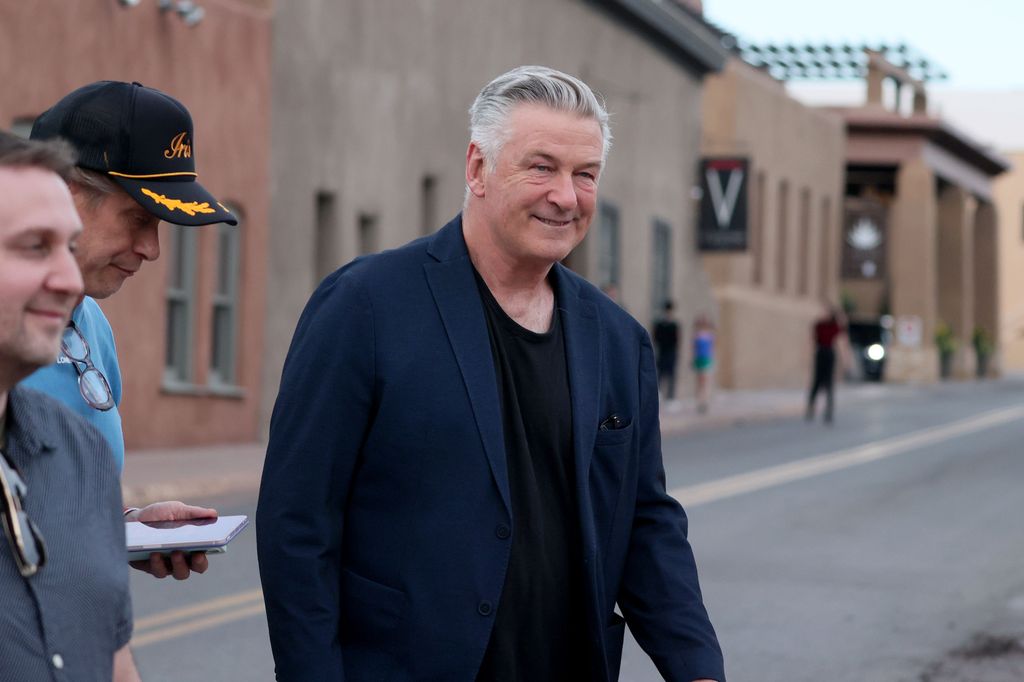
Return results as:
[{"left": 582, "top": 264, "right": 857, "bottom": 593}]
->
[
  {"left": 993, "top": 151, "right": 1024, "bottom": 371},
  {"left": 265, "top": 0, "right": 731, "bottom": 425},
  {"left": 1, "top": 0, "right": 272, "bottom": 449},
  {"left": 836, "top": 54, "right": 1008, "bottom": 382},
  {"left": 699, "top": 58, "right": 846, "bottom": 389}
]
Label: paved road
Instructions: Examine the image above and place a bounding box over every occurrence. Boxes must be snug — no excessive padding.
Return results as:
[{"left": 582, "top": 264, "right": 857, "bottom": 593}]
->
[{"left": 129, "top": 380, "right": 1024, "bottom": 681}]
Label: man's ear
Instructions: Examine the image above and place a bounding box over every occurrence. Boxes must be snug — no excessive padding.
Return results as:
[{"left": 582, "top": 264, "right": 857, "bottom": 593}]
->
[{"left": 465, "top": 142, "right": 487, "bottom": 198}]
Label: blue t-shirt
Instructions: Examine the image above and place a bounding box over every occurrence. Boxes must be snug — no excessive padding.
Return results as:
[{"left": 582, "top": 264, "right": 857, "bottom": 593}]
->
[{"left": 21, "top": 297, "right": 125, "bottom": 473}]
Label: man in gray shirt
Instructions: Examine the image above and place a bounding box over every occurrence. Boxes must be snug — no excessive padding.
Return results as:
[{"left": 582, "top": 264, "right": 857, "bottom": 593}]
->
[{"left": 0, "top": 131, "right": 140, "bottom": 681}]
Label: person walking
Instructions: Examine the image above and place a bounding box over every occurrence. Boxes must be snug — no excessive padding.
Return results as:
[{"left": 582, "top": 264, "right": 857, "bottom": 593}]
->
[
  {"left": 806, "top": 307, "right": 847, "bottom": 424},
  {"left": 257, "top": 65, "right": 724, "bottom": 682},
  {"left": 652, "top": 300, "right": 681, "bottom": 405},
  {"left": 692, "top": 314, "right": 715, "bottom": 414}
]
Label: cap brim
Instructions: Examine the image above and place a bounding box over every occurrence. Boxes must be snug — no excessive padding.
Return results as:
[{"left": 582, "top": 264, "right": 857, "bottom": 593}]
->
[{"left": 111, "top": 176, "right": 238, "bottom": 226}]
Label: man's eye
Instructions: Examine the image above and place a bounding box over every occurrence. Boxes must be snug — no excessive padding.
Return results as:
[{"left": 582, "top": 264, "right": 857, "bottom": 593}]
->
[
  {"left": 533, "top": 165, "right": 553, "bottom": 172},
  {"left": 19, "top": 240, "right": 47, "bottom": 253}
]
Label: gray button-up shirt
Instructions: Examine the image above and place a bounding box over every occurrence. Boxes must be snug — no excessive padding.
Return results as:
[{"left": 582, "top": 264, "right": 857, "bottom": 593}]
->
[{"left": 0, "top": 386, "right": 132, "bottom": 682}]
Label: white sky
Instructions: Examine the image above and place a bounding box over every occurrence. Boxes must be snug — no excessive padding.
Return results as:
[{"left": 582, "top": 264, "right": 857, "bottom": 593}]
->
[
  {"left": 702, "top": 0, "right": 1024, "bottom": 151},
  {"left": 703, "top": 0, "right": 1023, "bottom": 89}
]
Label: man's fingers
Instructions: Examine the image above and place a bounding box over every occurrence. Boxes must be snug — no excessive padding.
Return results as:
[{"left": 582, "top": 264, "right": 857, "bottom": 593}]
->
[
  {"left": 169, "top": 551, "right": 191, "bottom": 580},
  {"left": 189, "top": 552, "right": 210, "bottom": 574},
  {"left": 146, "top": 552, "right": 170, "bottom": 579}
]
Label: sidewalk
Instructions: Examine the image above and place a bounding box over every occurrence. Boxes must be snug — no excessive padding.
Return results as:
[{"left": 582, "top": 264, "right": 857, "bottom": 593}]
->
[{"left": 120, "top": 383, "right": 890, "bottom": 506}]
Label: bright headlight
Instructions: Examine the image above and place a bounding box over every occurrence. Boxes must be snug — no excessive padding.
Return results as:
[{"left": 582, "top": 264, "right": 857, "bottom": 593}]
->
[{"left": 866, "top": 343, "right": 885, "bottom": 361}]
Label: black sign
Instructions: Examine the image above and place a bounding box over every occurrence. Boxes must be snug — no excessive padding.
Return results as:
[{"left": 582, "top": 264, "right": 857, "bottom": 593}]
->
[{"left": 697, "top": 157, "right": 749, "bottom": 251}]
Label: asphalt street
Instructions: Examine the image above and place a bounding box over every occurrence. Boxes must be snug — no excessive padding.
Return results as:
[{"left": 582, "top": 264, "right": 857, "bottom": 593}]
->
[{"left": 129, "top": 380, "right": 1024, "bottom": 681}]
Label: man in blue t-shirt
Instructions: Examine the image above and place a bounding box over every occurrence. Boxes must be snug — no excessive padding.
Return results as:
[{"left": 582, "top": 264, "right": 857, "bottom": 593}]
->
[{"left": 24, "top": 81, "right": 238, "bottom": 580}]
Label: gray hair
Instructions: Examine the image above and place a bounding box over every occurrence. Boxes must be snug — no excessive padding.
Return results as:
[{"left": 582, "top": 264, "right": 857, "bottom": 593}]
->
[
  {"left": 468, "top": 65, "right": 612, "bottom": 170},
  {"left": 0, "top": 131, "right": 76, "bottom": 181},
  {"left": 69, "top": 166, "right": 120, "bottom": 209}
]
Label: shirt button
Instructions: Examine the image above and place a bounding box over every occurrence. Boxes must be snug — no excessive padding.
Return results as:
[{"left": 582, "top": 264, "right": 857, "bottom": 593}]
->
[
  {"left": 52, "top": 653, "right": 64, "bottom": 669},
  {"left": 495, "top": 524, "right": 511, "bottom": 539},
  {"left": 478, "top": 600, "right": 493, "bottom": 616}
]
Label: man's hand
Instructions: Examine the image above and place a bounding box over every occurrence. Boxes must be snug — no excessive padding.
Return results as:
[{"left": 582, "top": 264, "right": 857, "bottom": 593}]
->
[{"left": 126, "top": 500, "right": 218, "bottom": 580}]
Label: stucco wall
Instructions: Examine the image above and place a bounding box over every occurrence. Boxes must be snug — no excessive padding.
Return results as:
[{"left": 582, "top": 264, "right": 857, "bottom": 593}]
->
[
  {"left": 700, "top": 59, "right": 845, "bottom": 388},
  {"left": 993, "top": 151, "right": 1024, "bottom": 371}
]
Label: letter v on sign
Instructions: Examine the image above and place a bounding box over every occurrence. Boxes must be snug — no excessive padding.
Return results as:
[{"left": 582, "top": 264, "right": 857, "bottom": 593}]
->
[{"left": 705, "top": 165, "right": 745, "bottom": 229}]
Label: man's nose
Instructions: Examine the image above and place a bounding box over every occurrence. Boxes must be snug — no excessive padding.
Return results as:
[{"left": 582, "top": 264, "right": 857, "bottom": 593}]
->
[
  {"left": 135, "top": 222, "right": 161, "bottom": 261},
  {"left": 548, "top": 172, "right": 578, "bottom": 212},
  {"left": 49, "top": 245, "right": 84, "bottom": 298}
]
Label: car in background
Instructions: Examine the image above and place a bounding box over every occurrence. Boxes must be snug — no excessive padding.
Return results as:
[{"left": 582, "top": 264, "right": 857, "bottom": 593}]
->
[{"left": 847, "top": 320, "right": 889, "bottom": 381}]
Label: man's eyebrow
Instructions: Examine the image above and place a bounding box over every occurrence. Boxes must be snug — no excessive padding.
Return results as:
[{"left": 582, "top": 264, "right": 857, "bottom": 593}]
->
[{"left": 525, "top": 151, "right": 602, "bottom": 168}]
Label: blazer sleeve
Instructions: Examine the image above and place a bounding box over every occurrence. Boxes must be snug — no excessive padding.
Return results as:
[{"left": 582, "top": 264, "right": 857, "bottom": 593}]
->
[
  {"left": 617, "top": 334, "right": 726, "bottom": 682},
  {"left": 256, "top": 272, "right": 376, "bottom": 682}
]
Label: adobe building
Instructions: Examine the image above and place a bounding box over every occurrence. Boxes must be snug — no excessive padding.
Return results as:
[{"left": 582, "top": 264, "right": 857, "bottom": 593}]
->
[
  {"left": 265, "top": 0, "right": 732, "bottom": 426},
  {"left": 0, "top": 0, "right": 271, "bottom": 449},
  {"left": 992, "top": 152, "right": 1024, "bottom": 372},
  {"left": 699, "top": 56, "right": 846, "bottom": 389},
  {"left": 835, "top": 53, "right": 1008, "bottom": 382}
]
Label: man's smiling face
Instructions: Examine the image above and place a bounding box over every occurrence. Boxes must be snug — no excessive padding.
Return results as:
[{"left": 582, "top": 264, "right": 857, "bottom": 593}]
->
[{"left": 472, "top": 103, "right": 605, "bottom": 268}]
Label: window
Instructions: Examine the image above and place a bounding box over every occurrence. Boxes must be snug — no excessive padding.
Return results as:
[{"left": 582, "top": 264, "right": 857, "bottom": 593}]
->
[
  {"left": 752, "top": 171, "right": 765, "bottom": 286},
  {"left": 776, "top": 180, "right": 789, "bottom": 293},
  {"left": 596, "top": 202, "right": 621, "bottom": 290},
  {"left": 358, "top": 212, "right": 379, "bottom": 255},
  {"left": 164, "top": 225, "right": 198, "bottom": 386},
  {"left": 798, "top": 187, "right": 811, "bottom": 296},
  {"left": 314, "top": 191, "right": 338, "bottom": 285},
  {"left": 651, "top": 219, "right": 672, "bottom": 318},
  {"left": 210, "top": 217, "right": 241, "bottom": 387},
  {"left": 820, "top": 196, "right": 833, "bottom": 297}
]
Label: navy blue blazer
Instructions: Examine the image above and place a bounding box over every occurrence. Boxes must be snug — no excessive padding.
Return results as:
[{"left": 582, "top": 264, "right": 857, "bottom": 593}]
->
[{"left": 257, "top": 215, "right": 724, "bottom": 682}]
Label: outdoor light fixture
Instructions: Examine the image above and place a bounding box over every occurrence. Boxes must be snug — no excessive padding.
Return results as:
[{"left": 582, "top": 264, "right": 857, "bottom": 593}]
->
[{"left": 119, "top": 0, "right": 205, "bottom": 26}]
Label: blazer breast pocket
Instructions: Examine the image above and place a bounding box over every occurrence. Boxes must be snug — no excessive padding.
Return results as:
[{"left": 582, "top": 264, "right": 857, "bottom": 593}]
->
[{"left": 594, "top": 419, "right": 634, "bottom": 447}]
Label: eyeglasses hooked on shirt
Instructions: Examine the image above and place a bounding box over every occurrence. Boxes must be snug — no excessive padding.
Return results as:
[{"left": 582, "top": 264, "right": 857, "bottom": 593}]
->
[
  {"left": 61, "top": 321, "right": 115, "bottom": 412},
  {"left": 0, "top": 449, "right": 47, "bottom": 577}
]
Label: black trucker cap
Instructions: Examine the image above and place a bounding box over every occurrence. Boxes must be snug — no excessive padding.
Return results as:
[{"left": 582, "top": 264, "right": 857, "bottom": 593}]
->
[{"left": 31, "top": 81, "right": 237, "bottom": 226}]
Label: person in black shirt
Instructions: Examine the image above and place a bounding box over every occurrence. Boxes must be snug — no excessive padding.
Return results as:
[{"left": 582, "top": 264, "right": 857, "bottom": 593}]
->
[
  {"left": 653, "top": 300, "right": 681, "bottom": 403},
  {"left": 259, "top": 66, "right": 724, "bottom": 682}
]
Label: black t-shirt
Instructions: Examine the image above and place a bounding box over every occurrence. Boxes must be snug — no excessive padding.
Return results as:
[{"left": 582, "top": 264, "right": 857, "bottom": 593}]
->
[
  {"left": 652, "top": 318, "right": 680, "bottom": 355},
  {"left": 474, "top": 272, "right": 591, "bottom": 681}
]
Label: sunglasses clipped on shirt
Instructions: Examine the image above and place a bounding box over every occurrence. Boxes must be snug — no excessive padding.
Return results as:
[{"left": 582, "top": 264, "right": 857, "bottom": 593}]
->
[
  {"left": 61, "top": 321, "right": 115, "bottom": 412},
  {"left": 0, "top": 449, "right": 47, "bottom": 577}
]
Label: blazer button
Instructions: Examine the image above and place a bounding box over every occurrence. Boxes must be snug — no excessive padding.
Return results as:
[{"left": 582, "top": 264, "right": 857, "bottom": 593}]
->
[
  {"left": 495, "top": 524, "right": 511, "bottom": 539},
  {"left": 478, "top": 600, "right": 493, "bottom": 616}
]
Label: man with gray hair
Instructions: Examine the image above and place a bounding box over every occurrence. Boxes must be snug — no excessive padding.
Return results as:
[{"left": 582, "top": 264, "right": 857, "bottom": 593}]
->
[{"left": 258, "top": 65, "right": 724, "bottom": 681}]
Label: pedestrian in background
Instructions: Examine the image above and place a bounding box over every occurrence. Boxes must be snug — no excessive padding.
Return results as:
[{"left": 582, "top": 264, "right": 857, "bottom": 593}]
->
[
  {"left": 693, "top": 314, "right": 715, "bottom": 413},
  {"left": 25, "top": 81, "right": 231, "bottom": 579},
  {"left": 806, "top": 306, "right": 847, "bottom": 424},
  {"left": 653, "top": 300, "right": 681, "bottom": 406},
  {"left": 0, "top": 131, "right": 141, "bottom": 681},
  {"left": 258, "top": 65, "right": 724, "bottom": 682}
]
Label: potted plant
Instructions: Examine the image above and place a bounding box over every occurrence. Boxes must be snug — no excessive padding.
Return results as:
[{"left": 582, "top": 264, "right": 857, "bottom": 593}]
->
[
  {"left": 935, "top": 321, "right": 957, "bottom": 379},
  {"left": 972, "top": 326, "right": 993, "bottom": 379}
]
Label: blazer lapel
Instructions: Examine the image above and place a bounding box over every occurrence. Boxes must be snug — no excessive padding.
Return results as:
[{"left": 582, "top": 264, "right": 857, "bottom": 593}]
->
[
  {"left": 424, "top": 218, "right": 511, "bottom": 514},
  {"left": 554, "top": 264, "right": 601, "bottom": 510}
]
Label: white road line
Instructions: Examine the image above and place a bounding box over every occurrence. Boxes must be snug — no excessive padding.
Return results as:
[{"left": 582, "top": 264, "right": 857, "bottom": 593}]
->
[{"left": 670, "top": 405, "right": 1024, "bottom": 508}]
